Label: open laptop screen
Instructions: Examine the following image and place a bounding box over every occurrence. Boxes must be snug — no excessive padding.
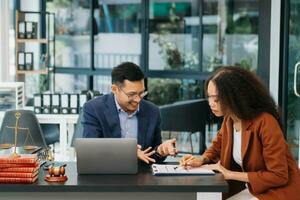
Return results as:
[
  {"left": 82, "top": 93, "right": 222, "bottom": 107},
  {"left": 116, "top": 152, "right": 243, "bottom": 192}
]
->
[{"left": 74, "top": 138, "right": 137, "bottom": 174}]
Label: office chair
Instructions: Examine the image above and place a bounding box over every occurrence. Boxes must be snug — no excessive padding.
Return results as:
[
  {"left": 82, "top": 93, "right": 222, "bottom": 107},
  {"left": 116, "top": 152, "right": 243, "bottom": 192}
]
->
[
  {"left": 40, "top": 124, "right": 60, "bottom": 146},
  {"left": 159, "top": 99, "right": 209, "bottom": 154},
  {"left": 25, "top": 97, "right": 60, "bottom": 148},
  {"left": 0, "top": 110, "right": 47, "bottom": 149},
  {"left": 71, "top": 110, "right": 84, "bottom": 147}
]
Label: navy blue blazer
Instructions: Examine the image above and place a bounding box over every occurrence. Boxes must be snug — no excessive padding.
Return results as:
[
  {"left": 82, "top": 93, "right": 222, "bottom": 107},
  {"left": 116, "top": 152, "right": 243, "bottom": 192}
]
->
[{"left": 82, "top": 93, "right": 163, "bottom": 151}]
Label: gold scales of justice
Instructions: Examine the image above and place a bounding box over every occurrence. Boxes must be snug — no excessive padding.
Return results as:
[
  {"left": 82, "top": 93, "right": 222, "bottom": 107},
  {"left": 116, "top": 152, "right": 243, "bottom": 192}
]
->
[{"left": 0, "top": 112, "right": 38, "bottom": 157}]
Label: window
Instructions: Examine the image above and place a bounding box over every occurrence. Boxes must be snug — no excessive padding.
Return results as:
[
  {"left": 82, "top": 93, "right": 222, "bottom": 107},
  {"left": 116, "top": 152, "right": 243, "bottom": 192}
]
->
[
  {"left": 44, "top": 0, "right": 262, "bottom": 105},
  {"left": 93, "top": 1, "right": 142, "bottom": 69}
]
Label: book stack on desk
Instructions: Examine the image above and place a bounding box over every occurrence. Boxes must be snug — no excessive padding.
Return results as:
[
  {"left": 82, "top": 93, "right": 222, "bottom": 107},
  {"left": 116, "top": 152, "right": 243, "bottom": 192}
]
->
[{"left": 0, "top": 154, "right": 39, "bottom": 183}]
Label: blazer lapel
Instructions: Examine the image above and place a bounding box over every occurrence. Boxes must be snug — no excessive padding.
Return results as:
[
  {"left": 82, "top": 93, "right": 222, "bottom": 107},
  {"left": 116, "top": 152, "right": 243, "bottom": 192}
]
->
[
  {"left": 103, "top": 94, "right": 121, "bottom": 138},
  {"left": 137, "top": 101, "right": 149, "bottom": 148},
  {"left": 241, "top": 120, "right": 252, "bottom": 160}
]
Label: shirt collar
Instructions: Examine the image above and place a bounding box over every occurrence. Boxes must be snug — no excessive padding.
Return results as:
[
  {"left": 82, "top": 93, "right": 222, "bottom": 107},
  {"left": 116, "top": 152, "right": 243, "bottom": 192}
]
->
[{"left": 114, "top": 95, "right": 139, "bottom": 117}]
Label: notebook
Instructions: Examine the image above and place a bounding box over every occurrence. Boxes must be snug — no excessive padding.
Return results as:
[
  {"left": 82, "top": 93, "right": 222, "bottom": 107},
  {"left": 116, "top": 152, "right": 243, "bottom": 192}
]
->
[
  {"left": 151, "top": 164, "right": 215, "bottom": 176},
  {"left": 74, "top": 138, "right": 137, "bottom": 174}
]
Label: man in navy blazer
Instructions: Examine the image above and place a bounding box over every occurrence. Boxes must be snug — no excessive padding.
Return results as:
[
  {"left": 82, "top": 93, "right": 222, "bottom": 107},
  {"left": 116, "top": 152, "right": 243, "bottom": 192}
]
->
[{"left": 82, "top": 62, "right": 177, "bottom": 163}]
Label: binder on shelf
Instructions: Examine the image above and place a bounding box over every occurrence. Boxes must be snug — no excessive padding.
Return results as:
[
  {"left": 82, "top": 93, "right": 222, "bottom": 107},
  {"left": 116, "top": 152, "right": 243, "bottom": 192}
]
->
[
  {"left": 60, "top": 94, "right": 69, "bottom": 114},
  {"left": 25, "top": 52, "right": 33, "bottom": 70},
  {"left": 25, "top": 21, "right": 37, "bottom": 39},
  {"left": 31, "top": 22, "right": 38, "bottom": 39},
  {"left": 79, "top": 93, "right": 88, "bottom": 109},
  {"left": 18, "top": 21, "right": 25, "bottom": 39},
  {"left": 51, "top": 94, "right": 60, "bottom": 114},
  {"left": 33, "top": 94, "right": 42, "bottom": 114},
  {"left": 42, "top": 93, "right": 51, "bottom": 114},
  {"left": 25, "top": 21, "right": 33, "bottom": 39},
  {"left": 70, "top": 94, "right": 79, "bottom": 114},
  {"left": 18, "top": 52, "right": 25, "bottom": 70}
]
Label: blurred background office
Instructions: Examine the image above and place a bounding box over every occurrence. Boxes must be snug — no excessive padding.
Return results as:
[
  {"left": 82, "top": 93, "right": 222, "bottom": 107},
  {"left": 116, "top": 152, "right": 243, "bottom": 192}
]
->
[{"left": 0, "top": 0, "right": 299, "bottom": 165}]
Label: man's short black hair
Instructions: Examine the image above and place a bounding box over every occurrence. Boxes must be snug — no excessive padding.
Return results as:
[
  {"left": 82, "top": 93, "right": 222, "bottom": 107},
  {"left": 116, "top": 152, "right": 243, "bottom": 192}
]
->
[{"left": 111, "top": 62, "right": 144, "bottom": 85}]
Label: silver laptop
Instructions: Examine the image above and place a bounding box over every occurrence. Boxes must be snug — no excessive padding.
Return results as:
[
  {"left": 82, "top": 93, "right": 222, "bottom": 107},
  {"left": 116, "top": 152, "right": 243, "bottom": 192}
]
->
[{"left": 74, "top": 138, "right": 137, "bottom": 174}]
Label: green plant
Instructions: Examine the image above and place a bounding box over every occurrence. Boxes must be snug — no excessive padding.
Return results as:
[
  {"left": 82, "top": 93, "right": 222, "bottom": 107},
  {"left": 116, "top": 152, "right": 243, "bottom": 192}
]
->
[
  {"left": 39, "top": 75, "right": 49, "bottom": 92},
  {"left": 147, "top": 79, "right": 181, "bottom": 106}
]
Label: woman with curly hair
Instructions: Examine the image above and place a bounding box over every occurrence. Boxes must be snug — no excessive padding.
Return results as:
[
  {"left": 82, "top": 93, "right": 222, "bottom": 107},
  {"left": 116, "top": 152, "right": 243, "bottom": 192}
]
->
[{"left": 180, "top": 66, "right": 300, "bottom": 200}]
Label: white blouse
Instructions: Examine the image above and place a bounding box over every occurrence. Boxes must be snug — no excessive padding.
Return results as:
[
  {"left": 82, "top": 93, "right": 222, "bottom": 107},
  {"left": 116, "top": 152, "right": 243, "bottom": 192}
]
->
[{"left": 233, "top": 128, "right": 242, "bottom": 167}]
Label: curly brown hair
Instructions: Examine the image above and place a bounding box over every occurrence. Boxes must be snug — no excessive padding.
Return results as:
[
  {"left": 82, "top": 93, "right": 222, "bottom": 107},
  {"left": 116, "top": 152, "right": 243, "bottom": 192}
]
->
[{"left": 205, "top": 66, "right": 282, "bottom": 128}]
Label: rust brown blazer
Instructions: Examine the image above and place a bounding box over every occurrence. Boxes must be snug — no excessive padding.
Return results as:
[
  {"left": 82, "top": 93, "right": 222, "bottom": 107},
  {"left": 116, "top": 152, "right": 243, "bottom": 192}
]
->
[{"left": 203, "top": 112, "right": 300, "bottom": 200}]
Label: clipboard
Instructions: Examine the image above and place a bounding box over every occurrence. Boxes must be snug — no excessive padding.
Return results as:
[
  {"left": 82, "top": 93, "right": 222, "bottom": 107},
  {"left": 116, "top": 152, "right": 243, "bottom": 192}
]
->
[{"left": 151, "top": 164, "right": 215, "bottom": 176}]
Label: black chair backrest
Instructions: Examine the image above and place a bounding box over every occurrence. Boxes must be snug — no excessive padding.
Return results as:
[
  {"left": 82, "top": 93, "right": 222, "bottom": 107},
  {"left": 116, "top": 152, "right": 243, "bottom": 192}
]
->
[
  {"left": 159, "top": 99, "right": 209, "bottom": 133},
  {"left": 0, "top": 110, "right": 47, "bottom": 148},
  {"left": 71, "top": 110, "right": 84, "bottom": 147}
]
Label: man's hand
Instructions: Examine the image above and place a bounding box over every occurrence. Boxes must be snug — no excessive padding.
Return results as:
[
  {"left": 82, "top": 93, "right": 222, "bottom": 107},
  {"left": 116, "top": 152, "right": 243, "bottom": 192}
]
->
[
  {"left": 157, "top": 138, "right": 178, "bottom": 157},
  {"left": 137, "top": 145, "right": 156, "bottom": 164}
]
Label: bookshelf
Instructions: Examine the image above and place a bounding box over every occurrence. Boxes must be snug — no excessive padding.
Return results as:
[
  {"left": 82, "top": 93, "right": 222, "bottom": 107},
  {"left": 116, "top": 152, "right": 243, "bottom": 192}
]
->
[{"left": 15, "top": 10, "right": 55, "bottom": 93}]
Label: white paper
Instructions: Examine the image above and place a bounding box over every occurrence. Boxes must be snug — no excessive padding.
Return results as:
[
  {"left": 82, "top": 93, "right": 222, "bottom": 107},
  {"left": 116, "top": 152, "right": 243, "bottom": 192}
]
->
[{"left": 152, "top": 164, "right": 215, "bottom": 175}]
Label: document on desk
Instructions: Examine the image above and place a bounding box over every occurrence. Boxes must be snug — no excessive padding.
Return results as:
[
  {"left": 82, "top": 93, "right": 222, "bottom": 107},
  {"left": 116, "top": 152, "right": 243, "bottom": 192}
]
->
[{"left": 152, "top": 164, "right": 215, "bottom": 176}]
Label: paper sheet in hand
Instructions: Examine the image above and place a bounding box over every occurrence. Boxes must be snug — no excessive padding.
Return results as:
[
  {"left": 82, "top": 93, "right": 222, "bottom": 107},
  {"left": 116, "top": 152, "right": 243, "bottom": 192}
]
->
[{"left": 152, "top": 164, "right": 215, "bottom": 176}]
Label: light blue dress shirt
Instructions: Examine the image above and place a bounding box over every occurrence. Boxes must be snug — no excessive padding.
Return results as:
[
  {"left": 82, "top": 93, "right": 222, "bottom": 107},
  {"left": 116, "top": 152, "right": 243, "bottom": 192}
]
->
[{"left": 114, "top": 97, "right": 139, "bottom": 139}]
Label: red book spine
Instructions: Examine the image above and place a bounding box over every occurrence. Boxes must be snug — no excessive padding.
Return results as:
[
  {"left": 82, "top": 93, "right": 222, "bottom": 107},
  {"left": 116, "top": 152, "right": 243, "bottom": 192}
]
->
[
  {"left": 0, "top": 166, "right": 39, "bottom": 173},
  {"left": 0, "top": 155, "right": 38, "bottom": 164},
  {"left": 0, "top": 175, "right": 38, "bottom": 183},
  {"left": 0, "top": 162, "right": 39, "bottom": 169},
  {"left": 0, "top": 171, "right": 38, "bottom": 178}
]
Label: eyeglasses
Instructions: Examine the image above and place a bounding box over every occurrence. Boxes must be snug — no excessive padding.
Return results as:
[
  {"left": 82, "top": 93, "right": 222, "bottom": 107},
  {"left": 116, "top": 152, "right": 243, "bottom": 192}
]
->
[{"left": 118, "top": 87, "right": 148, "bottom": 100}]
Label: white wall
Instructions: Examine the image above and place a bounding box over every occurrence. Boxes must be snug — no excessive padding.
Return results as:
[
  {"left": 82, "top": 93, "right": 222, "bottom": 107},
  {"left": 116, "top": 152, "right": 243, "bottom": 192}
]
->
[
  {"left": 269, "top": 0, "right": 281, "bottom": 104},
  {"left": 0, "top": 0, "right": 10, "bottom": 82}
]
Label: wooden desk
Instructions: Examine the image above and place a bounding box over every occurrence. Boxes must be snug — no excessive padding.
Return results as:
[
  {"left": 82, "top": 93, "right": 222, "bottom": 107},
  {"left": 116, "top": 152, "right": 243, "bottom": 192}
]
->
[{"left": 0, "top": 162, "right": 228, "bottom": 200}]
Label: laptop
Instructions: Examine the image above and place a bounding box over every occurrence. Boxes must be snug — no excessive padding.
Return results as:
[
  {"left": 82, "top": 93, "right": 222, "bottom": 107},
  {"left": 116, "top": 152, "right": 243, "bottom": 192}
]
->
[{"left": 74, "top": 138, "right": 137, "bottom": 174}]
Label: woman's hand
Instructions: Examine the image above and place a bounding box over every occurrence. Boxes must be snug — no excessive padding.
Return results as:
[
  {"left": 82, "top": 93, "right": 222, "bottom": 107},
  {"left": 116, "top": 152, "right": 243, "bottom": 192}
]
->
[
  {"left": 179, "top": 154, "right": 206, "bottom": 168},
  {"left": 202, "top": 161, "right": 233, "bottom": 180}
]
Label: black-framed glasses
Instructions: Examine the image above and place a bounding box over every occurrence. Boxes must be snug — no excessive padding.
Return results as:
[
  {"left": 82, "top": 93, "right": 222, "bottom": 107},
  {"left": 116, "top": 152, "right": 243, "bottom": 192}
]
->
[{"left": 118, "top": 87, "right": 148, "bottom": 100}]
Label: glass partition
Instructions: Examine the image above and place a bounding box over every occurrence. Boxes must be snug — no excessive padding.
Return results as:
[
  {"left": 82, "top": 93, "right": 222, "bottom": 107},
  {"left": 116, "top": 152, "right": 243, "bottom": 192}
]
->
[
  {"left": 148, "top": 0, "right": 201, "bottom": 71},
  {"left": 202, "top": 0, "right": 259, "bottom": 72},
  {"left": 47, "top": 0, "right": 91, "bottom": 68},
  {"left": 93, "top": 0, "right": 142, "bottom": 69}
]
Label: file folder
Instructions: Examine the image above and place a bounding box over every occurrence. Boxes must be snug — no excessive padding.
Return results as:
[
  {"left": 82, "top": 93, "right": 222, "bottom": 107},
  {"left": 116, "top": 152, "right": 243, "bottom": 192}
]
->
[
  {"left": 18, "top": 52, "right": 25, "bottom": 70},
  {"left": 79, "top": 94, "right": 88, "bottom": 109},
  {"left": 60, "top": 94, "right": 69, "bottom": 114},
  {"left": 33, "top": 94, "right": 42, "bottom": 114},
  {"left": 18, "top": 21, "right": 25, "bottom": 39},
  {"left": 42, "top": 93, "right": 51, "bottom": 114},
  {"left": 51, "top": 94, "right": 60, "bottom": 114},
  {"left": 25, "top": 52, "right": 33, "bottom": 70},
  {"left": 70, "top": 94, "right": 79, "bottom": 114},
  {"left": 151, "top": 164, "right": 215, "bottom": 176},
  {"left": 25, "top": 21, "right": 33, "bottom": 39}
]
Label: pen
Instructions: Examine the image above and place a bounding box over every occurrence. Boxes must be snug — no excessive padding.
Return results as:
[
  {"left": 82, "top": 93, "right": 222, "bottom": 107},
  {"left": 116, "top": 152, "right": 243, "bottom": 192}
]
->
[
  {"left": 181, "top": 156, "right": 195, "bottom": 166},
  {"left": 174, "top": 166, "right": 184, "bottom": 171},
  {"left": 172, "top": 143, "right": 177, "bottom": 157}
]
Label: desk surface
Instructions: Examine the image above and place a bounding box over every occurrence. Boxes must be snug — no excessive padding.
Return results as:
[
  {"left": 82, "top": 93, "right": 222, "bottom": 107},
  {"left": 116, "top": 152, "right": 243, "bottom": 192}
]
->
[{"left": 0, "top": 162, "right": 228, "bottom": 193}]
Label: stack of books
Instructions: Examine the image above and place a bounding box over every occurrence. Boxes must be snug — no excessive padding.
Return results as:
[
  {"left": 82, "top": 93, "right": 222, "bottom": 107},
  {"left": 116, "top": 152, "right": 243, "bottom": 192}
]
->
[{"left": 0, "top": 154, "right": 39, "bottom": 183}]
